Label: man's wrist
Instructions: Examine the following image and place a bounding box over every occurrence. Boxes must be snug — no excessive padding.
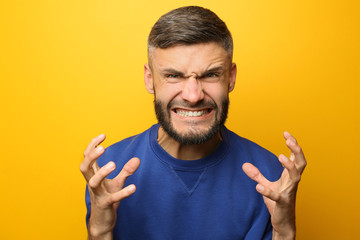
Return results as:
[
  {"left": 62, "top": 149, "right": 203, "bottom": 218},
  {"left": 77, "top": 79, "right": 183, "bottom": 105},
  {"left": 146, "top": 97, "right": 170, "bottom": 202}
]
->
[
  {"left": 88, "top": 225, "right": 113, "bottom": 240},
  {"left": 88, "top": 218, "right": 114, "bottom": 240},
  {"left": 272, "top": 227, "right": 296, "bottom": 240}
]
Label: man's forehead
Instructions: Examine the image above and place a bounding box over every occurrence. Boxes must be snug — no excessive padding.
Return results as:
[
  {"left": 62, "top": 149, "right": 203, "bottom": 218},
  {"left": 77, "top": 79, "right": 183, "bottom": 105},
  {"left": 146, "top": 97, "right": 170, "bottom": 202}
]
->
[{"left": 149, "top": 43, "right": 231, "bottom": 73}]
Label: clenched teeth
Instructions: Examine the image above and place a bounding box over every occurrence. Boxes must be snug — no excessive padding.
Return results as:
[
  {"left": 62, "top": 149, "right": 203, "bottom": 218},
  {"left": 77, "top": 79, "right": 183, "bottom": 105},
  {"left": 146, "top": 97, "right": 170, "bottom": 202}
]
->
[{"left": 176, "top": 110, "right": 208, "bottom": 117}]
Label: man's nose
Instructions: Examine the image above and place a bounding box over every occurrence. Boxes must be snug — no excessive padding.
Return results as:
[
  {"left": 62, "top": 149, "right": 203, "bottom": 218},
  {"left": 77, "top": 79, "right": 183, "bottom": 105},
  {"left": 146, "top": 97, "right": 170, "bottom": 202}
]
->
[{"left": 181, "top": 76, "right": 205, "bottom": 104}]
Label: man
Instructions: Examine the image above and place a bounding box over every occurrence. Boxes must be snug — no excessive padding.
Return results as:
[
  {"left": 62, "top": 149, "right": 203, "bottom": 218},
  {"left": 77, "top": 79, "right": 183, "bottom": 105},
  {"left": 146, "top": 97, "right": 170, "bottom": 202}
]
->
[{"left": 80, "top": 6, "right": 306, "bottom": 240}]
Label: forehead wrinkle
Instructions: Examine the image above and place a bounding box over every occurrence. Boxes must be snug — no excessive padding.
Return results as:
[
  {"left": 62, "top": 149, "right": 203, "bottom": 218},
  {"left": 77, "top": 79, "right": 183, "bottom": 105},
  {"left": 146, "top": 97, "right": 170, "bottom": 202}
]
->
[
  {"left": 187, "top": 54, "right": 227, "bottom": 74},
  {"left": 151, "top": 43, "right": 230, "bottom": 75},
  {"left": 159, "top": 63, "right": 226, "bottom": 77}
]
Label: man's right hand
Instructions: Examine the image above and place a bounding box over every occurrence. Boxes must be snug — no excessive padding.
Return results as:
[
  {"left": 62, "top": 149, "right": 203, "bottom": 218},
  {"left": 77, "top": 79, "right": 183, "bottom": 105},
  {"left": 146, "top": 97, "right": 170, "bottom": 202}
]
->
[{"left": 80, "top": 134, "right": 140, "bottom": 240}]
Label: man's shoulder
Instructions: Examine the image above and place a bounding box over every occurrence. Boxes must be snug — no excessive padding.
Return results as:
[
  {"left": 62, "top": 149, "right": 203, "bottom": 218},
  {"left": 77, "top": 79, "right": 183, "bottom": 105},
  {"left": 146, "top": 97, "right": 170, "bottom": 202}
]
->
[
  {"left": 224, "top": 127, "right": 274, "bottom": 155},
  {"left": 224, "top": 127, "right": 283, "bottom": 181},
  {"left": 106, "top": 124, "right": 156, "bottom": 151},
  {"left": 97, "top": 125, "right": 157, "bottom": 167}
]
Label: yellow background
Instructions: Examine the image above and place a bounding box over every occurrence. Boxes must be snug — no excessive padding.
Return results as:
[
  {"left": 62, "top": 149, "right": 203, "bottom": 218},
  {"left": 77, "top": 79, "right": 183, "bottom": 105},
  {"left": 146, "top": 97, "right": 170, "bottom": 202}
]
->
[{"left": 1, "top": 0, "right": 359, "bottom": 239}]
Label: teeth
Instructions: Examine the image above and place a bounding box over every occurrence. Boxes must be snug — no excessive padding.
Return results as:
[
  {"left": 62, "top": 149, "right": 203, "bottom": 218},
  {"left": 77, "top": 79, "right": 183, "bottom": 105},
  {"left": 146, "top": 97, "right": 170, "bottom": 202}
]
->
[{"left": 176, "top": 110, "right": 206, "bottom": 117}]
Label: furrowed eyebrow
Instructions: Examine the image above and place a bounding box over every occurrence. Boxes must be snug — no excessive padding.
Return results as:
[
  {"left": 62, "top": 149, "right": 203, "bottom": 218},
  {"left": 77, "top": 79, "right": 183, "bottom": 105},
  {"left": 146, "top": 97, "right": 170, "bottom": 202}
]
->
[
  {"left": 199, "top": 67, "right": 225, "bottom": 78},
  {"left": 161, "top": 68, "right": 185, "bottom": 77},
  {"left": 160, "top": 66, "right": 225, "bottom": 78}
]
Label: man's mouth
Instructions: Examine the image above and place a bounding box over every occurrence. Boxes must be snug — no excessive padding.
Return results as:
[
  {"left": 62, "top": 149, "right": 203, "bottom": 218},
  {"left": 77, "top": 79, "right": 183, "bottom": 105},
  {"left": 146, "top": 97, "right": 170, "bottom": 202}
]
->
[{"left": 174, "top": 108, "right": 212, "bottom": 117}]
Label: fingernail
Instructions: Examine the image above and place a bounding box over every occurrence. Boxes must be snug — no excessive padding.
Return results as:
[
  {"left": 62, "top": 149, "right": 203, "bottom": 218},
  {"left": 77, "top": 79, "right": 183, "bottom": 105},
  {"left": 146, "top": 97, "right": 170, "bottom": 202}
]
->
[
  {"left": 106, "top": 161, "right": 115, "bottom": 169},
  {"left": 96, "top": 146, "right": 104, "bottom": 152},
  {"left": 280, "top": 154, "right": 288, "bottom": 162},
  {"left": 128, "top": 184, "right": 136, "bottom": 192},
  {"left": 257, "top": 185, "right": 264, "bottom": 192}
]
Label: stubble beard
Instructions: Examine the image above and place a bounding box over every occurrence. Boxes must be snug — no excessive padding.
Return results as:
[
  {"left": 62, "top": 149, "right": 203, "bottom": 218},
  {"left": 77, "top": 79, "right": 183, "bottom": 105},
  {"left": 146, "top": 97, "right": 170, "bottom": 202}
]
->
[{"left": 154, "top": 98, "right": 229, "bottom": 145}]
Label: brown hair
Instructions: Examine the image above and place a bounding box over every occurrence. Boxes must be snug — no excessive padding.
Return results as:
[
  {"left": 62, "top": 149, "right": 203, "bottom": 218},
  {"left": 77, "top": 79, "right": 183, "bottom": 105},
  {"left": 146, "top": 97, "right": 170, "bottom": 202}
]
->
[{"left": 148, "top": 6, "right": 233, "bottom": 59}]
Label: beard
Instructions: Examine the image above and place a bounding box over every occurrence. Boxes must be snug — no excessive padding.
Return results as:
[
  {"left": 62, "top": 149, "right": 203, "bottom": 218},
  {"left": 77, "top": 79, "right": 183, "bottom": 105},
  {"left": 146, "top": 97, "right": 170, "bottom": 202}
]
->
[{"left": 154, "top": 98, "right": 229, "bottom": 145}]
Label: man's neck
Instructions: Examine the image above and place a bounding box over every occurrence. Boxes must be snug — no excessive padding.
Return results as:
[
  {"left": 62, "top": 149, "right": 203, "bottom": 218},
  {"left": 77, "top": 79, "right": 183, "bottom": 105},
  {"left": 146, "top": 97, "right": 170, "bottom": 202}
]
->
[{"left": 157, "top": 127, "right": 222, "bottom": 161}]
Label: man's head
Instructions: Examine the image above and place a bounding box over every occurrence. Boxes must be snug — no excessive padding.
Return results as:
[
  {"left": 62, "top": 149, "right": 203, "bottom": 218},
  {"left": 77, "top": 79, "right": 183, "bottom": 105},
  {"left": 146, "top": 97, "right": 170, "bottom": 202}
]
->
[
  {"left": 144, "top": 6, "right": 236, "bottom": 145},
  {"left": 148, "top": 6, "right": 233, "bottom": 64}
]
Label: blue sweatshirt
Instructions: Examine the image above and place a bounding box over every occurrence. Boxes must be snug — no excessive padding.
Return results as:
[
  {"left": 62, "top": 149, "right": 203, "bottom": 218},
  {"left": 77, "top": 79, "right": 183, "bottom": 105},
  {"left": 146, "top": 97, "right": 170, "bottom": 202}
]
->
[{"left": 86, "top": 124, "right": 283, "bottom": 239}]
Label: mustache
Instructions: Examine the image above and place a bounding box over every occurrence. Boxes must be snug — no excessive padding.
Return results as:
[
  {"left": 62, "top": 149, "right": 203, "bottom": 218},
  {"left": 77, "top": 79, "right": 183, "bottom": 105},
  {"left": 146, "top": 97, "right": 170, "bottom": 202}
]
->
[{"left": 167, "top": 100, "right": 217, "bottom": 110}]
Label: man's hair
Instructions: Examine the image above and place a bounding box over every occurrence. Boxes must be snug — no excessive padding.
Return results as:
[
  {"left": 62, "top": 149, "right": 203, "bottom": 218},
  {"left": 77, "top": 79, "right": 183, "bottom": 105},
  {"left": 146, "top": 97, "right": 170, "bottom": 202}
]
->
[{"left": 148, "top": 6, "right": 233, "bottom": 60}]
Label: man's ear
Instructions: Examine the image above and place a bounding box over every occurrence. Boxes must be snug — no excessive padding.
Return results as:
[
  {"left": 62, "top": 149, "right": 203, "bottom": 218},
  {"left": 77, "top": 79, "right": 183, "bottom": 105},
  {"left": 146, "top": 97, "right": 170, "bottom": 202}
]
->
[
  {"left": 144, "top": 63, "right": 154, "bottom": 94},
  {"left": 228, "top": 63, "right": 237, "bottom": 92}
]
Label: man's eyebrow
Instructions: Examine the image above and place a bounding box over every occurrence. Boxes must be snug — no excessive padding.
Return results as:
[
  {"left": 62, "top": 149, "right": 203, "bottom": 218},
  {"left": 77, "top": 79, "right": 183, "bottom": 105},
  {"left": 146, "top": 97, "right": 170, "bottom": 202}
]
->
[
  {"left": 160, "top": 68, "right": 185, "bottom": 76},
  {"left": 160, "top": 66, "right": 225, "bottom": 77},
  {"left": 199, "top": 66, "right": 225, "bottom": 77}
]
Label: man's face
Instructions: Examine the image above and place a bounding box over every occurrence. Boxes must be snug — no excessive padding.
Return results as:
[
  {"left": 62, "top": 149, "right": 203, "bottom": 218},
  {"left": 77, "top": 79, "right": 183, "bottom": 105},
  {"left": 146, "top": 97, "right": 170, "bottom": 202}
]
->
[{"left": 145, "top": 42, "right": 237, "bottom": 145}]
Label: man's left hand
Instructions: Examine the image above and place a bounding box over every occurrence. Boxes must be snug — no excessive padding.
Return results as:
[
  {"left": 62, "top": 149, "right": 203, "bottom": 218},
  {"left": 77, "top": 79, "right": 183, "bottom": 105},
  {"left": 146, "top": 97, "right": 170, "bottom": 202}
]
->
[{"left": 242, "top": 132, "right": 307, "bottom": 240}]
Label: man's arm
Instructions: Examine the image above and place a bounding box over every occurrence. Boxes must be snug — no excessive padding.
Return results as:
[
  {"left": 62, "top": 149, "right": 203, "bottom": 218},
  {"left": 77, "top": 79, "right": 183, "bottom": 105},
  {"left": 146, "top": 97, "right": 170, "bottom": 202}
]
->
[
  {"left": 243, "top": 131, "right": 306, "bottom": 240},
  {"left": 80, "top": 134, "right": 140, "bottom": 240}
]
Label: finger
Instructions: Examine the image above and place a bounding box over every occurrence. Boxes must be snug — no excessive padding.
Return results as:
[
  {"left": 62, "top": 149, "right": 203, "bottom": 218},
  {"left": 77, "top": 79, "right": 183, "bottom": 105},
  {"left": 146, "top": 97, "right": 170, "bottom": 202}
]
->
[
  {"left": 80, "top": 135, "right": 106, "bottom": 181},
  {"left": 278, "top": 154, "right": 301, "bottom": 183},
  {"left": 83, "top": 134, "right": 106, "bottom": 156},
  {"left": 113, "top": 157, "right": 141, "bottom": 188},
  {"left": 242, "top": 162, "right": 272, "bottom": 187},
  {"left": 81, "top": 145, "right": 104, "bottom": 181},
  {"left": 107, "top": 184, "right": 137, "bottom": 204},
  {"left": 256, "top": 184, "right": 281, "bottom": 202},
  {"left": 88, "top": 161, "right": 116, "bottom": 193},
  {"left": 283, "top": 131, "right": 307, "bottom": 174}
]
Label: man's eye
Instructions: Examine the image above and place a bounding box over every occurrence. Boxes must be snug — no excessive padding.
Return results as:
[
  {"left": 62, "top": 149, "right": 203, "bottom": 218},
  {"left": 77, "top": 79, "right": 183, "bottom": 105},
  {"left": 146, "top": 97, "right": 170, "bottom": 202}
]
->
[
  {"left": 166, "top": 74, "right": 179, "bottom": 78},
  {"left": 201, "top": 72, "right": 220, "bottom": 79},
  {"left": 206, "top": 73, "right": 218, "bottom": 78}
]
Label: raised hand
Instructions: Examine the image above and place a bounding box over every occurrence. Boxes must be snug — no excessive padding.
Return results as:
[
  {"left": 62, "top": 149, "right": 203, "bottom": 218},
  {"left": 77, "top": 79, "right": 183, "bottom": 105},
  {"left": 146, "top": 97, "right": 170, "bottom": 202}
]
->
[
  {"left": 242, "top": 132, "right": 306, "bottom": 239},
  {"left": 80, "top": 134, "right": 140, "bottom": 239}
]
